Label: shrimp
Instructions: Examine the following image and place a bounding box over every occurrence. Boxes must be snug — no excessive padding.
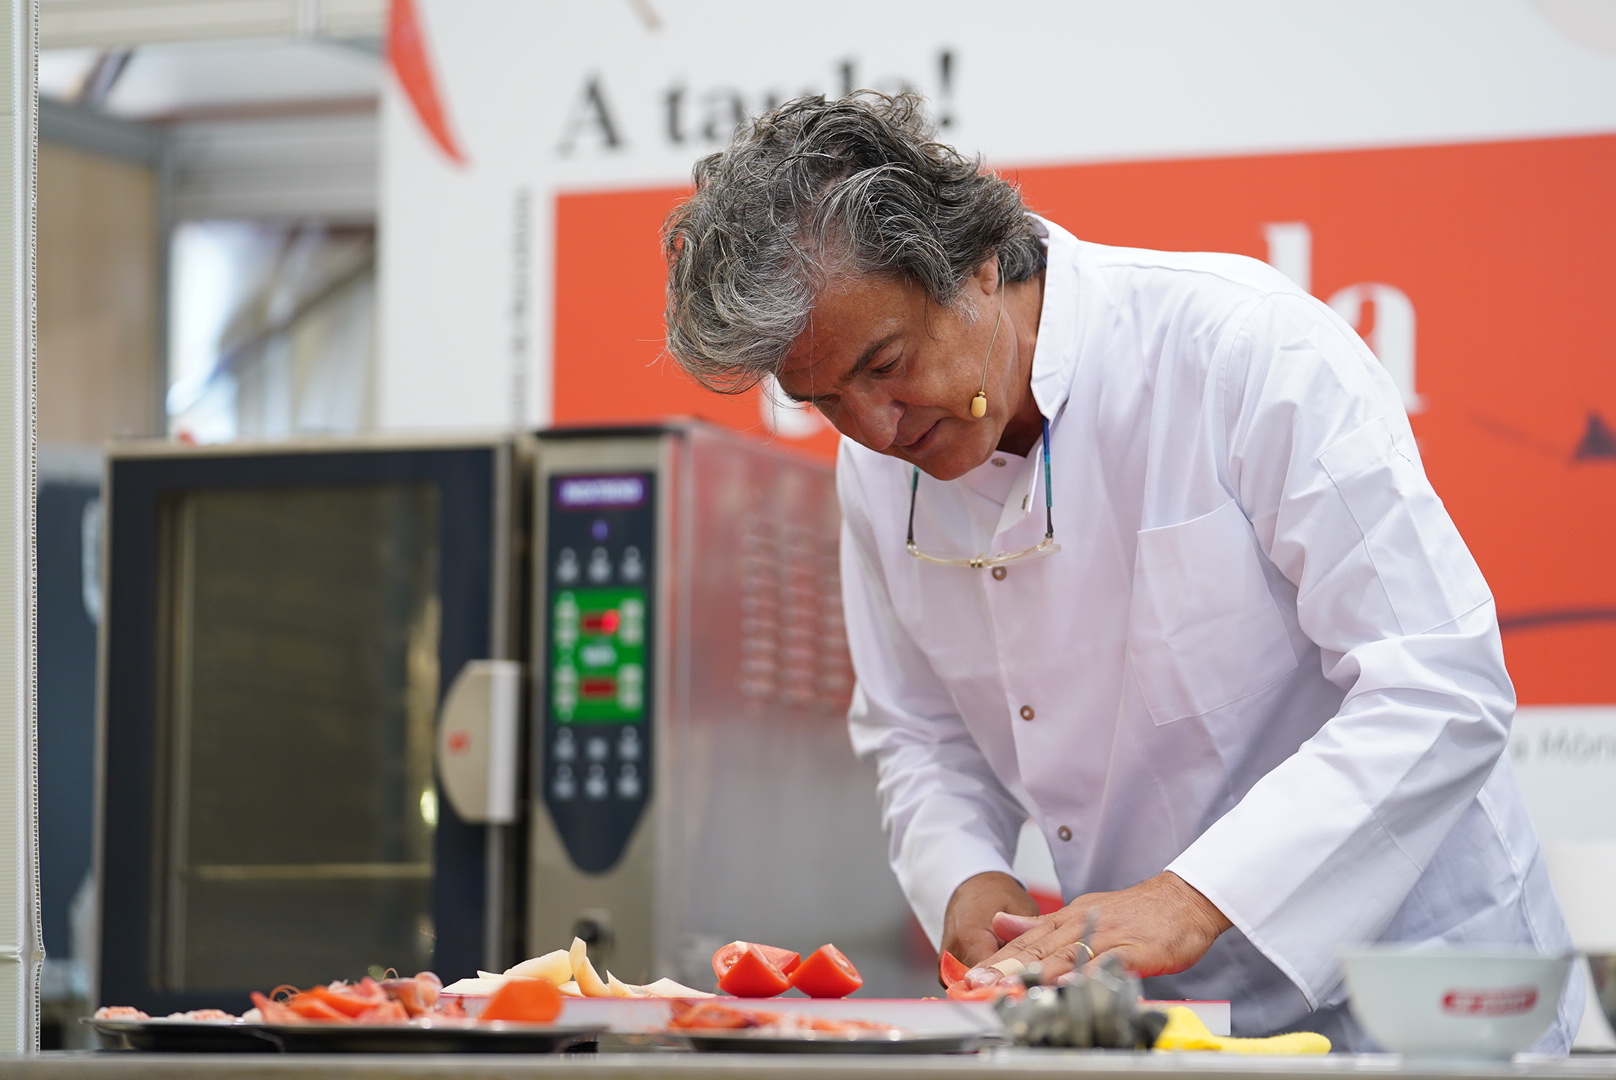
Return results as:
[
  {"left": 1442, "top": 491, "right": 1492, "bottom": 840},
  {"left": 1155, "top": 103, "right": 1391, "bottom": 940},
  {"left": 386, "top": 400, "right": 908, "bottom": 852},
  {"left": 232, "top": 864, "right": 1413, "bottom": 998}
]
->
[
  {"left": 250, "top": 971, "right": 455, "bottom": 1025},
  {"left": 92, "top": 1006, "right": 149, "bottom": 1021}
]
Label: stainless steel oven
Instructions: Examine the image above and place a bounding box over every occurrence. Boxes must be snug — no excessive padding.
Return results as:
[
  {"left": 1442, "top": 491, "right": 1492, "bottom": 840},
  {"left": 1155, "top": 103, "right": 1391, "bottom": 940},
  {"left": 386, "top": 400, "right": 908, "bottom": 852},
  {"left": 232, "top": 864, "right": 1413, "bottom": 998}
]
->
[{"left": 96, "top": 422, "right": 930, "bottom": 1014}]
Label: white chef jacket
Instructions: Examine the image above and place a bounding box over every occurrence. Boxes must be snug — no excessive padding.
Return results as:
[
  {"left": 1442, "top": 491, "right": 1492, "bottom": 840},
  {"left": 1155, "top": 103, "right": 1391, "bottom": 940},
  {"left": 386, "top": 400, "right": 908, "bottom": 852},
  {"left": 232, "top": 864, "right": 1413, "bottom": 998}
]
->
[{"left": 838, "top": 218, "right": 1579, "bottom": 1047}]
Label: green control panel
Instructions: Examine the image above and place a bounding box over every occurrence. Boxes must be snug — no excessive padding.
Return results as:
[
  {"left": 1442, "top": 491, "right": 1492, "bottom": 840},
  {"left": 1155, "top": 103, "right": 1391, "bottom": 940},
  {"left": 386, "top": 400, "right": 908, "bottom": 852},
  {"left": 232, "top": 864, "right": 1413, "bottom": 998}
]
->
[
  {"left": 550, "top": 587, "right": 647, "bottom": 723},
  {"left": 542, "top": 470, "right": 655, "bottom": 874}
]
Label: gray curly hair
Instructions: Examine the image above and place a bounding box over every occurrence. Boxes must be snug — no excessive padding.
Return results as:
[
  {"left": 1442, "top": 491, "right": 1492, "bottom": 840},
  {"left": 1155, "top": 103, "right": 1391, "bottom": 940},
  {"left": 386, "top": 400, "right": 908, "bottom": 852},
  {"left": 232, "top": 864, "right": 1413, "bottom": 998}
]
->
[{"left": 662, "top": 92, "right": 1046, "bottom": 394}]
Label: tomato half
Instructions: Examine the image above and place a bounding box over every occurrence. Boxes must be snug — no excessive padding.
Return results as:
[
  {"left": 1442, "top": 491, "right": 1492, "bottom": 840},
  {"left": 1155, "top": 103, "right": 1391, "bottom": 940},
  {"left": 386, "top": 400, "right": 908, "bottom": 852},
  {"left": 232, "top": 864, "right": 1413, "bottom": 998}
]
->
[
  {"left": 938, "top": 950, "right": 969, "bottom": 987},
  {"left": 788, "top": 945, "right": 863, "bottom": 999},
  {"left": 715, "top": 943, "right": 792, "bottom": 997},
  {"left": 479, "top": 977, "right": 563, "bottom": 1023},
  {"left": 711, "top": 940, "right": 801, "bottom": 980}
]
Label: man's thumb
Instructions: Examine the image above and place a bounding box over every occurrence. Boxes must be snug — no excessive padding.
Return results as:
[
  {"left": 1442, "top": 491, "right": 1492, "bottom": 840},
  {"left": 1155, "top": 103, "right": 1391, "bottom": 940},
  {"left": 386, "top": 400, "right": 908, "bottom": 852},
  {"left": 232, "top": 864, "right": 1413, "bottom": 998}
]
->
[{"left": 991, "top": 910, "right": 1044, "bottom": 943}]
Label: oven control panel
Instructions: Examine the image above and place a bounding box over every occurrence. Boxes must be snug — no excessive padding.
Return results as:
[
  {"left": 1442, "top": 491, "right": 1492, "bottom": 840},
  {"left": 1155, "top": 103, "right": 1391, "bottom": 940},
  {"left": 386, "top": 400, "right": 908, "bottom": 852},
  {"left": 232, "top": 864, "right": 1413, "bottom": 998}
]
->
[{"left": 541, "top": 472, "right": 655, "bottom": 873}]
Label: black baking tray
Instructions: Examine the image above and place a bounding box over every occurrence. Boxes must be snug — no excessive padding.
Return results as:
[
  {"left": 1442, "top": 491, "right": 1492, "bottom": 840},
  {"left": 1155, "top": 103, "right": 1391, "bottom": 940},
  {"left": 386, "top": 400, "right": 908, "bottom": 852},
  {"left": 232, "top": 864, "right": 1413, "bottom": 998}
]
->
[
  {"left": 84, "top": 1016, "right": 604, "bottom": 1054},
  {"left": 662, "top": 1029, "right": 994, "bottom": 1054}
]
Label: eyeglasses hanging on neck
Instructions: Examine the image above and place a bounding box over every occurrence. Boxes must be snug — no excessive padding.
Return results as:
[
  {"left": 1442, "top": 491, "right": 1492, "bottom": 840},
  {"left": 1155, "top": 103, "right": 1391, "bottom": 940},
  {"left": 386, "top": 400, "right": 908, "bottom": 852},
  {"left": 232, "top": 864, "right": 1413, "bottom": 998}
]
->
[{"left": 905, "top": 417, "right": 1059, "bottom": 569}]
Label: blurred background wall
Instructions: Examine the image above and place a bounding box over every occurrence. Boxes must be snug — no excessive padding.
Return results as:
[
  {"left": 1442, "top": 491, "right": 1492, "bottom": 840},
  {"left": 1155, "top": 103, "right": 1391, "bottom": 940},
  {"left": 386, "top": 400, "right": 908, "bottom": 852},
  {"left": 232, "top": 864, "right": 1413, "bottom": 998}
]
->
[{"left": 39, "top": 138, "right": 159, "bottom": 448}]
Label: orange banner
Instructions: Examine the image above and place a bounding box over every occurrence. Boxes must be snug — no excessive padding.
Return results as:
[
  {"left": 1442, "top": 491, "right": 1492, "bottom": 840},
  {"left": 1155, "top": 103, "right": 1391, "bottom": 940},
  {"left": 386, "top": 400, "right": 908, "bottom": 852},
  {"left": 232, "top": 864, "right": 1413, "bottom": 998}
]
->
[{"left": 553, "top": 133, "right": 1616, "bottom": 703}]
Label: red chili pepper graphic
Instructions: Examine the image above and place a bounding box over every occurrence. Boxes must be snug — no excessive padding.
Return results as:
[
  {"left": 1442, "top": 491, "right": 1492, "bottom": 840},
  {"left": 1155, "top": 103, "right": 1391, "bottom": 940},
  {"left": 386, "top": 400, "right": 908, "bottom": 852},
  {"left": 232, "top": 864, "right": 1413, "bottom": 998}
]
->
[{"left": 387, "top": 0, "right": 469, "bottom": 166}]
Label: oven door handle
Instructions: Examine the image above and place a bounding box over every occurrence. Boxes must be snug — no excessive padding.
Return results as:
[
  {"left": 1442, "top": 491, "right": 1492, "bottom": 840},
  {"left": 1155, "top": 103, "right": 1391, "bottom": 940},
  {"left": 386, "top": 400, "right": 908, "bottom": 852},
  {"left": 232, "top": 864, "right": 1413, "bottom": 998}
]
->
[{"left": 436, "top": 659, "right": 523, "bottom": 825}]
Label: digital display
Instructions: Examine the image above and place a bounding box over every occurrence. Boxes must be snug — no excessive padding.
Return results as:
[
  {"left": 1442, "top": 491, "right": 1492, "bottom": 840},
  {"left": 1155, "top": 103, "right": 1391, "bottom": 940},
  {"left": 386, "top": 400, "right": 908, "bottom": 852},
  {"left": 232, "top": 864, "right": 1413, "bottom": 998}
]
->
[
  {"left": 550, "top": 587, "right": 646, "bottom": 723},
  {"left": 555, "top": 475, "right": 647, "bottom": 509}
]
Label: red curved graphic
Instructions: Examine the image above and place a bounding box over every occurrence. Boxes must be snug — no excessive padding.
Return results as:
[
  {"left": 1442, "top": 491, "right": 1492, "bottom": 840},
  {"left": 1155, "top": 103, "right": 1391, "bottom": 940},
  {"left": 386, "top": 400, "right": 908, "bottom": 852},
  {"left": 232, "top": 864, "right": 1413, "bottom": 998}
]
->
[{"left": 387, "top": 0, "right": 468, "bottom": 166}]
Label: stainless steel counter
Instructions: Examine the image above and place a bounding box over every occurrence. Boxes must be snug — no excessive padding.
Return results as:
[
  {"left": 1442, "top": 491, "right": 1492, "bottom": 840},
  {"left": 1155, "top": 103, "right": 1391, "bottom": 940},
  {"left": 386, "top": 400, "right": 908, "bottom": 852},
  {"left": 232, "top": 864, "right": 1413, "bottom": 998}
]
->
[{"left": 6, "top": 1051, "right": 1616, "bottom": 1079}]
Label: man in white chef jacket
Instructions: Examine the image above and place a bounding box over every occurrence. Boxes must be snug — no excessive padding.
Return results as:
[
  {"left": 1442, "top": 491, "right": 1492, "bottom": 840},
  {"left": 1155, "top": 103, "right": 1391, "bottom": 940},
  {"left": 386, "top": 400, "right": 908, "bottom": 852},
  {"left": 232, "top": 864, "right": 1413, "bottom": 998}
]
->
[{"left": 662, "top": 92, "right": 1580, "bottom": 1049}]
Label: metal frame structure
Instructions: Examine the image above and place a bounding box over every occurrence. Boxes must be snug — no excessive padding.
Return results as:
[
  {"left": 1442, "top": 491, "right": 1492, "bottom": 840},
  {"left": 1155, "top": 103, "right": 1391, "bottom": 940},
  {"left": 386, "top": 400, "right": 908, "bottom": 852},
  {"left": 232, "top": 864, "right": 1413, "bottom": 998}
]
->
[
  {"left": 0, "top": 0, "right": 40, "bottom": 1053},
  {"left": 40, "top": 0, "right": 382, "bottom": 50}
]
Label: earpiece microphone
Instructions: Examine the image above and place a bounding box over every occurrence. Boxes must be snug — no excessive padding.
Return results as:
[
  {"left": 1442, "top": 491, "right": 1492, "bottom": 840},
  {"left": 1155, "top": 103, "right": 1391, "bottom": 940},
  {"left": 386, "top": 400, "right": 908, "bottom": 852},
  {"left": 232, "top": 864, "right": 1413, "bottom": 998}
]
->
[{"left": 971, "top": 289, "right": 1006, "bottom": 419}]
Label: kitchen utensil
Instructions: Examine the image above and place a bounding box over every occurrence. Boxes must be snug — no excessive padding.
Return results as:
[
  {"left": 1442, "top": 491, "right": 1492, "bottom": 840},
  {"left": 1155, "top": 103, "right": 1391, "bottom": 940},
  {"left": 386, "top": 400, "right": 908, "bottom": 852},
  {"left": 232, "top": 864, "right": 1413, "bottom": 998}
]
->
[
  {"left": 992, "top": 958, "right": 1168, "bottom": 1049},
  {"left": 1339, "top": 945, "right": 1571, "bottom": 1058}
]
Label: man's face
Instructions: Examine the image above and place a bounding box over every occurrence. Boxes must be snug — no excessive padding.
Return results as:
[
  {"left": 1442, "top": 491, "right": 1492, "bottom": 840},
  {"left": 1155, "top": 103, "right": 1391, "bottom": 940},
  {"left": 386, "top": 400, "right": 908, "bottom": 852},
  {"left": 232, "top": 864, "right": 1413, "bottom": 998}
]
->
[{"left": 775, "top": 267, "right": 1014, "bottom": 481}]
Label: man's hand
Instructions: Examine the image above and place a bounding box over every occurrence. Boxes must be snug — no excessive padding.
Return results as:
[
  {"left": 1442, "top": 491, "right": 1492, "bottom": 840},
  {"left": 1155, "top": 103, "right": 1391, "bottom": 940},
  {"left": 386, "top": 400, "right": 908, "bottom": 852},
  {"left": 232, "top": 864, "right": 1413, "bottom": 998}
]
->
[
  {"left": 966, "top": 871, "right": 1231, "bottom": 985},
  {"left": 939, "top": 871, "right": 1040, "bottom": 980}
]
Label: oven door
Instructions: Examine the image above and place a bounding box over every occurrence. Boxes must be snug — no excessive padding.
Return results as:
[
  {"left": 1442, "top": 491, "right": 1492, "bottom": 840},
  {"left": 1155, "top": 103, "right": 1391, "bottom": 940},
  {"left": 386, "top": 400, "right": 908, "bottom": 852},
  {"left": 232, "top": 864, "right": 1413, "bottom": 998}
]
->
[{"left": 97, "top": 439, "right": 524, "bottom": 1014}]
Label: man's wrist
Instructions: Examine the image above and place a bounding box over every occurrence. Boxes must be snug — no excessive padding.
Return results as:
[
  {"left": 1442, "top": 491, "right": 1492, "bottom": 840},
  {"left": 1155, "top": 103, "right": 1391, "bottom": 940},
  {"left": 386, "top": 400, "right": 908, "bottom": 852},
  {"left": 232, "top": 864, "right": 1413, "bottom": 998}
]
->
[{"left": 1163, "top": 871, "right": 1232, "bottom": 936}]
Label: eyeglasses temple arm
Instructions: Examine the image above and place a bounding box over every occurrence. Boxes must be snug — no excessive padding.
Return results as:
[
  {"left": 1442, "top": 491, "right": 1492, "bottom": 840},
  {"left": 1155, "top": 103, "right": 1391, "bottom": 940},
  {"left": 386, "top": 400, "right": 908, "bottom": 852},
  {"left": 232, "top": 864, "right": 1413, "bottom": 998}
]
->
[
  {"left": 1040, "top": 416, "right": 1055, "bottom": 541},
  {"left": 908, "top": 419, "right": 1053, "bottom": 550},
  {"left": 906, "top": 466, "right": 921, "bottom": 549}
]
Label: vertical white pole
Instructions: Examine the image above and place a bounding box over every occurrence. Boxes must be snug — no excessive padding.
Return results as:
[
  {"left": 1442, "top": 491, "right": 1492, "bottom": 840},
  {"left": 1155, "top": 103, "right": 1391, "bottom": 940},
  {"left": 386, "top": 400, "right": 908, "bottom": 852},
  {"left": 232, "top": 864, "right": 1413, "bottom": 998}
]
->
[{"left": 0, "top": 0, "right": 37, "bottom": 1054}]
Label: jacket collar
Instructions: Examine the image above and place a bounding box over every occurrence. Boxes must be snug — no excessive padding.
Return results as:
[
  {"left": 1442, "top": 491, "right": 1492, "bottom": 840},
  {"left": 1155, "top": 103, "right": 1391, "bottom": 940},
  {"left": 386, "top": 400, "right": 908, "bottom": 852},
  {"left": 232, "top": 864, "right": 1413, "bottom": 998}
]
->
[
  {"left": 953, "top": 215, "right": 1075, "bottom": 518},
  {"left": 1028, "top": 214, "right": 1081, "bottom": 425}
]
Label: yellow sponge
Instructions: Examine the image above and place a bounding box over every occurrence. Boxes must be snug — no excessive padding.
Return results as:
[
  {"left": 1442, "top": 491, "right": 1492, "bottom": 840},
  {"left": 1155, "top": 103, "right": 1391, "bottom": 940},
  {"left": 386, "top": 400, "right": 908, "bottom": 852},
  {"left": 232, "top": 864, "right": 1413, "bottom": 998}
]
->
[{"left": 1155, "top": 1005, "right": 1331, "bottom": 1055}]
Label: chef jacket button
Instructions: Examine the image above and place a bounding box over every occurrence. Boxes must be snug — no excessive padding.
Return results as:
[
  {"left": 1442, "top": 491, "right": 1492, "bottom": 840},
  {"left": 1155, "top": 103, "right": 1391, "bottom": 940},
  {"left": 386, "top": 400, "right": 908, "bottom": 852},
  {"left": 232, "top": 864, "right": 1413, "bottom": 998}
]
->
[
  {"left": 1019, "top": 705, "right": 1035, "bottom": 721},
  {"left": 992, "top": 457, "right": 1006, "bottom": 467},
  {"left": 1057, "top": 826, "right": 1072, "bottom": 842},
  {"left": 991, "top": 566, "right": 1007, "bottom": 580}
]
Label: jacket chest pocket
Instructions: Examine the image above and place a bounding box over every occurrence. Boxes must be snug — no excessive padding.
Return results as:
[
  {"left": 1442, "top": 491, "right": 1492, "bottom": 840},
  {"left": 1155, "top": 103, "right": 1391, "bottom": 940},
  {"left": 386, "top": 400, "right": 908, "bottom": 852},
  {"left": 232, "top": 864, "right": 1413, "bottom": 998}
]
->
[{"left": 1128, "top": 498, "right": 1298, "bottom": 725}]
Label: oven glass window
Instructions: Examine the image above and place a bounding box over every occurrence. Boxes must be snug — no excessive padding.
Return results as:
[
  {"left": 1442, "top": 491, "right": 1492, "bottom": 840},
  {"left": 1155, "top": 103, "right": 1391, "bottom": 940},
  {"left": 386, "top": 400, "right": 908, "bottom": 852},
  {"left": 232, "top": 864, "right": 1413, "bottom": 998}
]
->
[{"left": 158, "top": 483, "right": 441, "bottom": 991}]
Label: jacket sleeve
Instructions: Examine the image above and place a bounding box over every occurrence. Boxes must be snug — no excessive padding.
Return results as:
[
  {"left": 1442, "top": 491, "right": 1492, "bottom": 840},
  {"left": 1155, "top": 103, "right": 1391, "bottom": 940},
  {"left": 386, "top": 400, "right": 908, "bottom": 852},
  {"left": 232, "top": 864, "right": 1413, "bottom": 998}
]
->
[
  {"left": 1166, "top": 292, "right": 1512, "bottom": 1008},
  {"left": 837, "top": 447, "right": 1030, "bottom": 947}
]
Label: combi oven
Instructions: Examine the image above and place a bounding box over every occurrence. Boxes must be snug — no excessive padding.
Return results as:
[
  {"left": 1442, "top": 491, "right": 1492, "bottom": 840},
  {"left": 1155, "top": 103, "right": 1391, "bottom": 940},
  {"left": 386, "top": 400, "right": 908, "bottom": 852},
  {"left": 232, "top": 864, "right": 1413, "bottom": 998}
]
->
[{"left": 95, "top": 422, "right": 929, "bottom": 1015}]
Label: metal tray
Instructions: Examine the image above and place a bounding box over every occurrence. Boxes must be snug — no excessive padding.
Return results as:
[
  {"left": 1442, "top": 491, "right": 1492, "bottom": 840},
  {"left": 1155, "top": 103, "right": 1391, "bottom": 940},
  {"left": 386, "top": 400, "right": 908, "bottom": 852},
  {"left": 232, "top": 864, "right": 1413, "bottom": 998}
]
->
[
  {"left": 84, "top": 1016, "right": 604, "bottom": 1054},
  {"left": 84, "top": 1018, "right": 277, "bottom": 1053},
  {"left": 663, "top": 1028, "right": 994, "bottom": 1054}
]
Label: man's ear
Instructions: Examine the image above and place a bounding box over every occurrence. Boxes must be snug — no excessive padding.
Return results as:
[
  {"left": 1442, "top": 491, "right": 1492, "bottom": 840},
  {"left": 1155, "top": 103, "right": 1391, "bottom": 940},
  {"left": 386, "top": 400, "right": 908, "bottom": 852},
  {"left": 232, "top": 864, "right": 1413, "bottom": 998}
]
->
[{"left": 970, "top": 253, "right": 1002, "bottom": 297}]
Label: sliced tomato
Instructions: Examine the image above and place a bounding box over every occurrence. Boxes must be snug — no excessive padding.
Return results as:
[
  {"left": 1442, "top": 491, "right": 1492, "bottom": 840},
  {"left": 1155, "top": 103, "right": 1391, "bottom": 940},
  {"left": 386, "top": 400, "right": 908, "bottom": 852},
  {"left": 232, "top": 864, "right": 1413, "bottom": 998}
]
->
[
  {"left": 939, "top": 950, "right": 969, "bottom": 987},
  {"left": 479, "top": 977, "right": 563, "bottom": 1023},
  {"left": 787, "top": 945, "right": 863, "bottom": 999},
  {"left": 711, "top": 940, "right": 801, "bottom": 980},
  {"left": 715, "top": 943, "right": 791, "bottom": 997}
]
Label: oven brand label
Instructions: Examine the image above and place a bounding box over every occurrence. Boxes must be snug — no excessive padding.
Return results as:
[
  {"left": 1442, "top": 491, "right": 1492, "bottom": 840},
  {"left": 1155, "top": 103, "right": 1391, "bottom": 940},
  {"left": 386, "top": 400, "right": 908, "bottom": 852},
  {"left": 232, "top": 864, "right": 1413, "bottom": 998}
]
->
[{"left": 557, "top": 475, "right": 647, "bottom": 509}]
